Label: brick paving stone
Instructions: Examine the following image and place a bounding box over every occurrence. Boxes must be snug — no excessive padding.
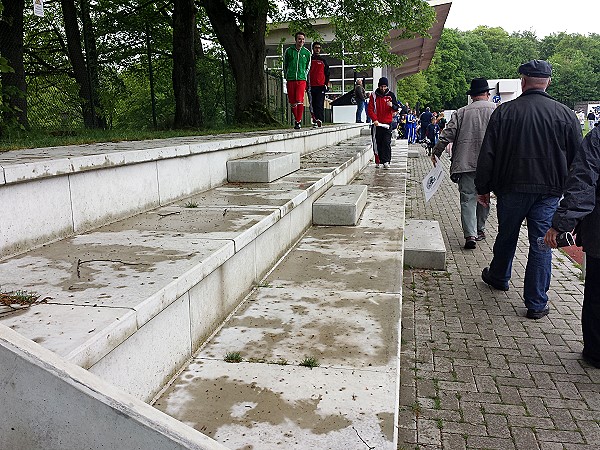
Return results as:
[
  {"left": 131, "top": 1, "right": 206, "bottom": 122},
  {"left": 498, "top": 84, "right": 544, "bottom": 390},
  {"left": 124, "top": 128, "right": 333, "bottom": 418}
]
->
[
  {"left": 511, "top": 427, "right": 541, "bottom": 450},
  {"left": 506, "top": 415, "right": 554, "bottom": 429},
  {"left": 484, "top": 413, "right": 510, "bottom": 437},
  {"left": 466, "top": 435, "right": 516, "bottom": 450},
  {"left": 398, "top": 149, "right": 600, "bottom": 450},
  {"left": 536, "top": 429, "right": 584, "bottom": 444},
  {"left": 442, "top": 433, "right": 467, "bottom": 450}
]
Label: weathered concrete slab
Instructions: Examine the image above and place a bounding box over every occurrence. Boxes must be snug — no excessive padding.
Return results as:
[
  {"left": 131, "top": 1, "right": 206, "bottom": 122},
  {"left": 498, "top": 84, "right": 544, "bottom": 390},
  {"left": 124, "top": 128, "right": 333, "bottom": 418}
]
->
[
  {"left": 199, "top": 287, "right": 399, "bottom": 370},
  {"left": 266, "top": 226, "right": 404, "bottom": 293},
  {"left": 227, "top": 152, "right": 300, "bottom": 182},
  {"left": 313, "top": 184, "right": 368, "bottom": 226},
  {"left": 360, "top": 127, "right": 372, "bottom": 136},
  {"left": 404, "top": 219, "right": 446, "bottom": 270},
  {"left": 155, "top": 360, "right": 397, "bottom": 450}
]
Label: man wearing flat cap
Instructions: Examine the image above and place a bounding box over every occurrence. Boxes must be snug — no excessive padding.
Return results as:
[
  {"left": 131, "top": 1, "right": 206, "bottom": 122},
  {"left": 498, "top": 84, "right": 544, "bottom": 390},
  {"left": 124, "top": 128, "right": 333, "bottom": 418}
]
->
[
  {"left": 431, "top": 78, "right": 496, "bottom": 250},
  {"left": 475, "top": 59, "right": 582, "bottom": 320}
]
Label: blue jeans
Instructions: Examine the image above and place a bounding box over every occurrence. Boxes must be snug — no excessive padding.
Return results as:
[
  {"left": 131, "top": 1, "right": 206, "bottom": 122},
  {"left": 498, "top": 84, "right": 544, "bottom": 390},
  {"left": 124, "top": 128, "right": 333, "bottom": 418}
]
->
[
  {"left": 356, "top": 100, "right": 365, "bottom": 123},
  {"left": 488, "top": 192, "right": 560, "bottom": 311}
]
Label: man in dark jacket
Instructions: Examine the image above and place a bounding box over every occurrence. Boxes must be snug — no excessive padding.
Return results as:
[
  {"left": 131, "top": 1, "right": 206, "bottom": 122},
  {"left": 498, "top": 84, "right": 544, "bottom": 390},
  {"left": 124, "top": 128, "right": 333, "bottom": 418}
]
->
[
  {"left": 354, "top": 79, "right": 367, "bottom": 123},
  {"left": 418, "top": 107, "right": 433, "bottom": 142},
  {"left": 308, "top": 42, "right": 329, "bottom": 128},
  {"left": 544, "top": 127, "right": 600, "bottom": 366},
  {"left": 475, "top": 60, "right": 582, "bottom": 319}
]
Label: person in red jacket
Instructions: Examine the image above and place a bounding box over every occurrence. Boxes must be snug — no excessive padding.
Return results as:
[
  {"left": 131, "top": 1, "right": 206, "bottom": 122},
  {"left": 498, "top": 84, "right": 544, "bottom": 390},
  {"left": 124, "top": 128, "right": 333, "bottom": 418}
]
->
[
  {"left": 367, "top": 77, "right": 400, "bottom": 169},
  {"left": 308, "top": 42, "right": 329, "bottom": 128}
]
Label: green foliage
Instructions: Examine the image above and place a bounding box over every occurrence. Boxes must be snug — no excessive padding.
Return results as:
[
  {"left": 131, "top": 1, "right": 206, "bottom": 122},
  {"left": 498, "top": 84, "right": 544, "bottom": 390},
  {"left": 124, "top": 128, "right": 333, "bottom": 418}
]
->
[{"left": 411, "top": 27, "right": 599, "bottom": 112}]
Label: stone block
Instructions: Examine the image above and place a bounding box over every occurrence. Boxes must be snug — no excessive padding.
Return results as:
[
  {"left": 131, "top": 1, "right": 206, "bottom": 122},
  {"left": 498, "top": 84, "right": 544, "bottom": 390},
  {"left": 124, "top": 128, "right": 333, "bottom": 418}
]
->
[
  {"left": 403, "top": 219, "right": 446, "bottom": 270},
  {"left": 408, "top": 148, "right": 421, "bottom": 158},
  {"left": 360, "top": 127, "right": 372, "bottom": 136},
  {"left": 313, "top": 184, "right": 368, "bottom": 226},
  {"left": 227, "top": 152, "right": 300, "bottom": 183}
]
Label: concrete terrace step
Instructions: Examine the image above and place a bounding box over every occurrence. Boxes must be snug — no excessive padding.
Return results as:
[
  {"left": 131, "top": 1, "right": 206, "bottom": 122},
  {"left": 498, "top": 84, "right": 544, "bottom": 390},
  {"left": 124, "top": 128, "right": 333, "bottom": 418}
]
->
[
  {"left": 226, "top": 152, "right": 300, "bottom": 182},
  {"left": 0, "top": 133, "right": 372, "bottom": 405},
  {"left": 0, "top": 126, "right": 360, "bottom": 260},
  {"left": 153, "top": 141, "right": 409, "bottom": 449},
  {"left": 313, "top": 184, "right": 368, "bottom": 226}
]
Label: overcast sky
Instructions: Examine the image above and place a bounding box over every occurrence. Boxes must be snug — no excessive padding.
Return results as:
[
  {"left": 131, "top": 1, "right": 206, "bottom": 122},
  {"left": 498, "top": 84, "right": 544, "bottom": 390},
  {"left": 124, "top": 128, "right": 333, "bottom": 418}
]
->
[{"left": 442, "top": 0, "right": 598, "bottom": 38}]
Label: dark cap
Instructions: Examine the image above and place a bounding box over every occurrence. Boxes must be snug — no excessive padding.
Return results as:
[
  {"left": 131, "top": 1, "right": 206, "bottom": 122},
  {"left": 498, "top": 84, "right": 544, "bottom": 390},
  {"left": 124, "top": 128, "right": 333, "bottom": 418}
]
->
[
  {"left": 518, "top": 59, "right": 552, "bottom": 78},
  {"left": 467, "top": 78, "right": 491, "bottom": 95},
  {"left": 378, "top": 77, "right": 389, "bottom": 87}
]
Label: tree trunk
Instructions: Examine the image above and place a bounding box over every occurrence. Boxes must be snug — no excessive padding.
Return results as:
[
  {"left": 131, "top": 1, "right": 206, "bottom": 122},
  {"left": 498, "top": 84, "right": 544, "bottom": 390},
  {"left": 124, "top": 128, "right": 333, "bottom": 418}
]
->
[
  {"left": 80, "top": 0, "right": 106, "bottom": 128},
  {"left": 203, "top": 0, "right": 275, "bottom": 124},
  {"left": 60, "top": 0, "right": 104, "bottom": 128},
  {"left": 0, "top": 0, "right": 28, "bottom": 128},
  {"left": 172, "top": 0, "right": 202, "bottom": 128}
]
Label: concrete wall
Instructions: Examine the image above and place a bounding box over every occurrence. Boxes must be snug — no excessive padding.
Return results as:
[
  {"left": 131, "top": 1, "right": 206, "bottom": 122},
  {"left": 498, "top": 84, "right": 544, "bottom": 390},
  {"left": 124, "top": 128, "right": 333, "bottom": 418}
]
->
[
  {"left": 0, "top": 325, "right": 228, "bottom": 450},
  {"left": 0, "top": 126, "right": 362, "bottom": 260}
]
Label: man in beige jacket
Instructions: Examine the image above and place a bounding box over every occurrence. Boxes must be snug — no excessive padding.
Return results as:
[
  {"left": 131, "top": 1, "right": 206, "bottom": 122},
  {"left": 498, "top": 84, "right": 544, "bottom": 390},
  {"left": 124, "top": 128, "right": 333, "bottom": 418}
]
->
[{"left": 431, "top": 78, "right": 496, "bottom": 249}]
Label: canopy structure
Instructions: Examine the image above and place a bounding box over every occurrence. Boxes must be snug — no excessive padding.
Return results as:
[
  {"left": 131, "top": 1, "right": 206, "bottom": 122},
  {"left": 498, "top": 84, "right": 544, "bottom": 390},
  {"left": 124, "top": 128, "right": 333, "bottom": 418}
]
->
[{"left": 387, "top": 0, "right": 452, "bottom": 80}]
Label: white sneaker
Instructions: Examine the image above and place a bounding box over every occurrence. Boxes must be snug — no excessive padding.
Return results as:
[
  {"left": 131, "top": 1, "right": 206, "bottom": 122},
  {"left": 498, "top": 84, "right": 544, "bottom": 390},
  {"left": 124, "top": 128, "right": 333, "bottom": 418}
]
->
[
  {"left": 383, "top": 162, "right": 390, "bottom": 169},
  {"left": 375, "top": 163, "right": 380, "bottom": 168}
]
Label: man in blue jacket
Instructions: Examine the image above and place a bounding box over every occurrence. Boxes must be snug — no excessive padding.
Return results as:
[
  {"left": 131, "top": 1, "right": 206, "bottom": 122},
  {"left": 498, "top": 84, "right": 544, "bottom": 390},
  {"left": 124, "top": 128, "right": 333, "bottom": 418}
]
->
[
  {"left": 544, "top": 127, "right": 600, "bottom": 366},
  {"left": 476, "top": 60, "right": 582, "bottom": 319}
]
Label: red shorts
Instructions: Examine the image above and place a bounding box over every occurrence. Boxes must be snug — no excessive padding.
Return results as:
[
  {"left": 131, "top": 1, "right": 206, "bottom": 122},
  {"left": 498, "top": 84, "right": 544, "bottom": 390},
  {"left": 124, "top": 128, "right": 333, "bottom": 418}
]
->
[{"left": 287, "top": 80, "right": 306, "bottom": 105}]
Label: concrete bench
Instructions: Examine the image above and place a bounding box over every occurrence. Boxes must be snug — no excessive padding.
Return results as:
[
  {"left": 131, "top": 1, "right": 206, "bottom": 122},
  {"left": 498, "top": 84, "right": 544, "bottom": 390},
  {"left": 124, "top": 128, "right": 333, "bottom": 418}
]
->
[
  {"left": 312, "top": 184, "right": 368, "bottom": 226},
  {"left": 404, "top": 219, "right": 446, "bottom": 270},
  {"left": 226, "top": 152, "right": 300, "bottom": 182}
]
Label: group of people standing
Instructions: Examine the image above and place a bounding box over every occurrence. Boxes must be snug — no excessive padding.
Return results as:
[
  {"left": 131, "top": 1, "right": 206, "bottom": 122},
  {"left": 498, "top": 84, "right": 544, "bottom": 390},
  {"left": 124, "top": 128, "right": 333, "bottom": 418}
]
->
[{"left": 429, "top": 59, "right": 600, "bottom": 368}]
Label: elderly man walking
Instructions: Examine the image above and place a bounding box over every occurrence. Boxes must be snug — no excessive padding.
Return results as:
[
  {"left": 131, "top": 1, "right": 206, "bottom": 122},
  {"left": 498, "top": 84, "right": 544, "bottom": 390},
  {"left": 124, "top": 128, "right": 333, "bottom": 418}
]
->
[
  {"left": 431, "top": 78, "right": 496, "bottom": 250},
  {"left": 476, "top": 60, "right": 582, "bottom": 319}
]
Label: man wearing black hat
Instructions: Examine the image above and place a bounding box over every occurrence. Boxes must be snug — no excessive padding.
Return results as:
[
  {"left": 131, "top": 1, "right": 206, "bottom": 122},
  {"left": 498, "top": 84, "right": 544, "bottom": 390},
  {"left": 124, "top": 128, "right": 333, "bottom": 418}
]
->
[
  {"left": 431, "top": 78, "right": 496, "bottom": 250},
  {"left": 475, "top": 60, "right": 582, "bottom": 320},
  {"left": 367, "top": 77, "right": 400, "bottom": 169}
]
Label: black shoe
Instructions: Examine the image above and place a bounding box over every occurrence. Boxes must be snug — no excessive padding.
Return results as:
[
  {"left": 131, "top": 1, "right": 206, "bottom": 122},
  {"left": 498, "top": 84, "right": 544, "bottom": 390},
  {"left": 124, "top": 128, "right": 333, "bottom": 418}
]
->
[
  {"left": 294, "top": 122, "right": 301, "bottom": 130},
  {"left": 464, "top": 237, "right": 477, "bottom": 249},
  {"left": 525, "top": 306, "right": 549, "bottom": 320},
  {"left": 582, "top": 351, "right": 600, "bottom": 368},
  {"left": 476, "top": 230, "right": 486, "bottom": 241},
  {"left": 481, "top": 267, "right": 509, "bottom": 291}
]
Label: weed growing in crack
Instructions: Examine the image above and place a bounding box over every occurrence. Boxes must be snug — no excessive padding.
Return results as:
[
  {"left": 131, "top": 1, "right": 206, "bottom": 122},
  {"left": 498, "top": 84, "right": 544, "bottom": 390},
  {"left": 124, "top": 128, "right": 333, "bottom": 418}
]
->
[
  {"left": 224, "top": 351, "right": 243, "bottom": 363},
  {"left": 299, "top": 356, "right": 319, "bottom": 368}
]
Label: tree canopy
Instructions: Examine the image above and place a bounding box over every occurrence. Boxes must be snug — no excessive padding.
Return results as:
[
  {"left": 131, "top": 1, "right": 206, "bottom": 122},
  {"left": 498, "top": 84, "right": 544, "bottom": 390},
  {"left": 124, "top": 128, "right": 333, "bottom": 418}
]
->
[{"left": 398, "top": 27, "right": 600, "bottom": 112}]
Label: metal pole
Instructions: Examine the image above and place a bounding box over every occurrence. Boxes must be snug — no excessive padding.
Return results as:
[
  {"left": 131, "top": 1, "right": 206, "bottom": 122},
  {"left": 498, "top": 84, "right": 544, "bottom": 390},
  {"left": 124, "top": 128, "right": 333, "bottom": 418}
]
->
[
  {"left": 145, "top": 22, "right": 157, "bottom": 130},
  {"left": 221, "top": 54, "right": 229, "bottom": 124},
  {"left": 79, "top": 0, "right": 96, "bottom": 127}
]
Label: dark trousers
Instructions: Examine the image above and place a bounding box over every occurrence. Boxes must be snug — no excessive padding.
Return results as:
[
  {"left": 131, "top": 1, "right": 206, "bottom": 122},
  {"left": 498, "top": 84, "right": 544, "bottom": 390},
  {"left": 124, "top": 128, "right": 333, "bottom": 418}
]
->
[
  {"left": 311, "top": 87, "right": 326, "bottom": 122},
  {"left": 375, "top": 125, "right": 392, "bottom": 163},
  {"left": 583, "top": 255, "right": 600, "bottom": 360}
]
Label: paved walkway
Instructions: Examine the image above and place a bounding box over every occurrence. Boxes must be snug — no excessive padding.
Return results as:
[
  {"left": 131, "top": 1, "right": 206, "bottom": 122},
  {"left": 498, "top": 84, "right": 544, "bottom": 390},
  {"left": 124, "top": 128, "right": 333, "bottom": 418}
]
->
[{"left": 398, "top": 144, "right": 600, "bottom": 450}]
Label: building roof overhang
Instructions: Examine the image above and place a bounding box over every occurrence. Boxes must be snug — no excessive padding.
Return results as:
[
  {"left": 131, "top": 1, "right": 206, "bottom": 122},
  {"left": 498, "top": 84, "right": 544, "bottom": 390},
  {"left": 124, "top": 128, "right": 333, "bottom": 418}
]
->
[{"left": 388, "top": 0, "right": 452, "bottom": 79}]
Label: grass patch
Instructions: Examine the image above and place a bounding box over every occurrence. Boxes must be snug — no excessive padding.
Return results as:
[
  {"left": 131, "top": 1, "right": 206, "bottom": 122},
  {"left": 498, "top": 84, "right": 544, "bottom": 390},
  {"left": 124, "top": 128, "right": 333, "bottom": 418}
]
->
[
  {"left": 299, "top": 356, "right": 320, "bottom": 368},
  {"left": 0, "top": 290, "right": 40, "bottom": 307},
  {"left": 184, "top": 201, "right": 199, "bottom": 208},
  {"left": 0, "top": 124, "right": 288, "bottom": 152},
  {"left": 224, "top": 351, "right": 243, "bottom": 363}
]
